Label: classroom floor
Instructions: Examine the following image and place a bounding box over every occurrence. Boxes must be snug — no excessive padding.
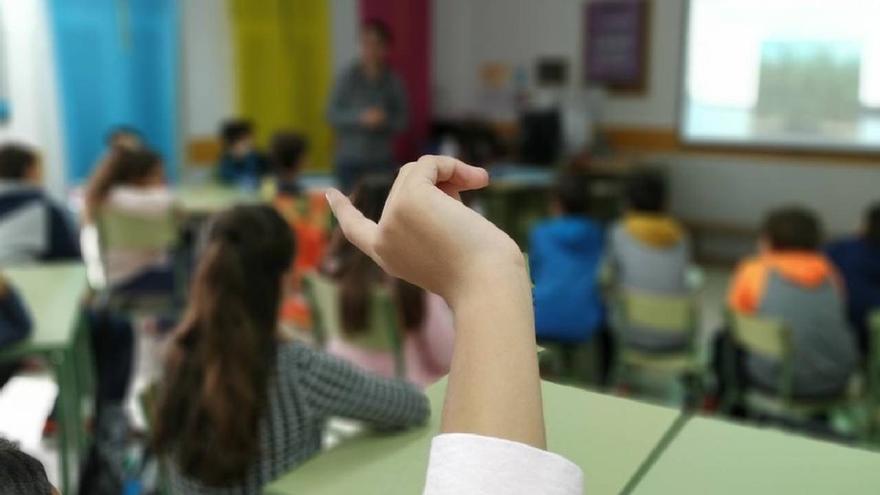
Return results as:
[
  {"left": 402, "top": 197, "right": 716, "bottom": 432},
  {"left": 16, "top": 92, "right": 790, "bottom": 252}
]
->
[{"left": 0, "top": 266, "right": 735, "bottom": 486}]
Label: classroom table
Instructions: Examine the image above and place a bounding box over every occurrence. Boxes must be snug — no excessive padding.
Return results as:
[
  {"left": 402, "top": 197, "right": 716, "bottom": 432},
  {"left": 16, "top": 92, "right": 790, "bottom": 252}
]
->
[
  {"left": 177, "top": 184, "right": 263, "bottom": 215},
  {"left": 264, "top": 379, "right": 681, "bottom": 495},
  {"left": 0, "top": 263, "right": 90, "bottom": 495},
  {"left": 631, "top": 416, "right": 880, "bottom": 494}
]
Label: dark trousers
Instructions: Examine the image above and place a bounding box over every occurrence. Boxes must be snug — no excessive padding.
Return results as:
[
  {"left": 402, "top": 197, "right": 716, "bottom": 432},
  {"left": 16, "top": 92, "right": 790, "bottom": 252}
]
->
[
  {"left": 92, "top": 266, "right": 177, "bottom": 403},
  {"left": 335, "top": 160, "right": 395, "bottom": 194}
]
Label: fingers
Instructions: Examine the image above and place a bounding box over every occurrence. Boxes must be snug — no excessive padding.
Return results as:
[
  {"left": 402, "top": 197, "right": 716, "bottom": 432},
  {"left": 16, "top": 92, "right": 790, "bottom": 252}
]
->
[
  {"left": 404, "top": 155, "right": 490, "bottom": 192},
  {"left": 325, "top": 188, "right": 379, "bottom": 258}
]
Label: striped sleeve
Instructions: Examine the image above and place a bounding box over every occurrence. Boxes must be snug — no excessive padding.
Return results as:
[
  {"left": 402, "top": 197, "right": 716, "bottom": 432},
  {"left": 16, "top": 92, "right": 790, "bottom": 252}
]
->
[{"left": 293, "top": 344, "right": 430, "bottom": 429}]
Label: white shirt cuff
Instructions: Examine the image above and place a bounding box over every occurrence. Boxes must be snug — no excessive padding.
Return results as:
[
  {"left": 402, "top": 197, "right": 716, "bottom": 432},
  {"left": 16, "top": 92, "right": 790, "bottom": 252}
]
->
[{"left": 424, "top": 433, "right": 584, "bottom": 495}]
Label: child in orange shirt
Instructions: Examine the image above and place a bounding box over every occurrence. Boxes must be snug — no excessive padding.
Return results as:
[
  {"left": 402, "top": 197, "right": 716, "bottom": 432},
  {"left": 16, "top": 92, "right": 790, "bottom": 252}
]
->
[
  {"left": 269, "top": 132, "right": 328, "bottom": 327},
  {"left": 715, "top": 207, "right": 857, "bottom": 401}
]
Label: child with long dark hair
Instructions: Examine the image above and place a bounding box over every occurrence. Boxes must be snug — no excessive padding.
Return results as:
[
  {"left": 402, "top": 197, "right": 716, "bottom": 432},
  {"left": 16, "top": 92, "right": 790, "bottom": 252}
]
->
[
  {"left": 153, "top": 205, "right": 428, "bottom": 493},
  {"left": 322, "top": 175, "right": 454, "bottom": 386}
]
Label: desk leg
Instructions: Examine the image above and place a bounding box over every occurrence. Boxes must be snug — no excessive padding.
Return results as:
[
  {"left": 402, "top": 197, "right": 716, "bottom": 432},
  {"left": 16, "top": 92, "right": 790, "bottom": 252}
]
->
[
  {"left": 52, "top": 350, "right": 74, "bottom": 495},
  {"left": 72, "top": 315, "right": 94, "bottom": 449}
]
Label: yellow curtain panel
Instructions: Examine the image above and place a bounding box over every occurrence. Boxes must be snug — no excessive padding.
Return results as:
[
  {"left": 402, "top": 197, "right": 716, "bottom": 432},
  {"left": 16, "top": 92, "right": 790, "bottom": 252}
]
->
[{"left": 229, "top": 0, "right": 333, "bottom": 170}]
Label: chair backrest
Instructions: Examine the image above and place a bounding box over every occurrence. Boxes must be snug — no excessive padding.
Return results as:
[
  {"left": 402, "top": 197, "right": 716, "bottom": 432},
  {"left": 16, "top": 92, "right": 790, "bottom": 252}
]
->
[
  {"left": 730, "top": 313, "right": 796, "bottom": 401},
  {"left": 621, "top": 290, "right": 695, "bottom": 335},
  {"left": 731, "top": 313, "right": 791, "bottom": 360},
  {"left": 304, "top": 274, "right": 405, "bottom": 377},
  {"left": 869, "top": 310, "right": 880, "bottom": 396},
  {"left": 98, "top": 207, "right": 177, "bottom": 252}
]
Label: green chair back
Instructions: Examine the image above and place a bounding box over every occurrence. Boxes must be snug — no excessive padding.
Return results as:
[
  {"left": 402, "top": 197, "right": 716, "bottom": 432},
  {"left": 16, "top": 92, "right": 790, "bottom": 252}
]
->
[
  {"left": 304, "top": 274, "right": 406, "bottom": 378},
  {"left": 868, "top": 311, "right": 880, "bottom": 396},
  {"left": 869, "top": 310, "right": 880, "bottom": 440},
  {"left": 622, "top": 291, "right": 695, "bottom": 335},
  {"left": 730, "top": 313, "right": 796, "bottom": 403},
  {"left": 98, "top": 207, "right": 178, "bottom": 252},
  {"left": 731, "top": 314, "right": 791, "bottom": 359}
]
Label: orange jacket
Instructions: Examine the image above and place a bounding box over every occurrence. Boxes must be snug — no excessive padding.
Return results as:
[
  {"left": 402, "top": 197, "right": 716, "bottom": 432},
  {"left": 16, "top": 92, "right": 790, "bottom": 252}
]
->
[{"left": 728, "top": 251, "right": 843, "bottom": 314}]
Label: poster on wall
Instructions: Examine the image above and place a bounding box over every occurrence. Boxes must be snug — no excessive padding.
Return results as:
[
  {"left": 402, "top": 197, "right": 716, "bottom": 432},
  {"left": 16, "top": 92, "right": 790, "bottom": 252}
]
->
[{"left": 584, "top": 0, "right": 649, "bottom": 92}]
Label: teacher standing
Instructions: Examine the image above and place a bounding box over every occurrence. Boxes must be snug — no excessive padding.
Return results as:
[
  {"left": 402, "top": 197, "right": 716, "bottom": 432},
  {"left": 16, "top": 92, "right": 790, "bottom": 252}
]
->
[{"left": 328, "top": 20, "right": 409, "bottom": 193}]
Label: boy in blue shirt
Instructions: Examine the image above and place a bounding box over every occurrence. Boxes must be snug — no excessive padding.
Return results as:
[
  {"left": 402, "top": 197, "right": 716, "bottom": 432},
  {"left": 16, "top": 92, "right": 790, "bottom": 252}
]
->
[
  {"left": 530, "top": 174, "right": 608, "bottom": 379},
  {"left": 216, "top": 119, "right": 268, "bottom": 188},
  {"left": 827, "top": 202, "right": 880, "bottom": 358}
]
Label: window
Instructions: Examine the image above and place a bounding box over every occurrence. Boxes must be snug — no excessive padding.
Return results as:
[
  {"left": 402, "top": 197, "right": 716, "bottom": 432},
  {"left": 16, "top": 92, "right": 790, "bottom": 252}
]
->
[{"left": 681, "top": 0, "right": 880, "bottom": 151}]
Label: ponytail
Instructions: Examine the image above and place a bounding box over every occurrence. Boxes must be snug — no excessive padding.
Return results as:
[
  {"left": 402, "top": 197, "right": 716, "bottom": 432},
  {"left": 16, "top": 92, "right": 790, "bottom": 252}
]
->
[{"left": 153, "top": 205, "right": 294, "bottom": 486}]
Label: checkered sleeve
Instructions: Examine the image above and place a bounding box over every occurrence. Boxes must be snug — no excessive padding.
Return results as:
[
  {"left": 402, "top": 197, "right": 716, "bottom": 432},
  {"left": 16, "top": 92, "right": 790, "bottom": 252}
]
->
[{"left": 294, "top": 344, "right": 430, "bottom": 429}]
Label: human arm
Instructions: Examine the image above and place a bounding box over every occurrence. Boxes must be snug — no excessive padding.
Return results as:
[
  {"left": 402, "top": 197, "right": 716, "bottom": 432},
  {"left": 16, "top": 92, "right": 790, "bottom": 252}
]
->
[
  {"left": 326, "top": 155, "right": 544, "bottom": 448},
  {"left": 727, "top": 260, "right": 763, "bottom": 314},
  {"left": 296, "top": 344, "right": 429, "bottom": 429},
  {"left": 327, "top": 156, "right": 583, "bottom": 493}
]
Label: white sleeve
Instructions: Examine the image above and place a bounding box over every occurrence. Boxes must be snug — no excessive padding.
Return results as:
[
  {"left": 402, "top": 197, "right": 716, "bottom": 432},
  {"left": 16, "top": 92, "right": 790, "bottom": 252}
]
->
[{"left": 423, "top": 433, "right": 584, "bottom": 495}]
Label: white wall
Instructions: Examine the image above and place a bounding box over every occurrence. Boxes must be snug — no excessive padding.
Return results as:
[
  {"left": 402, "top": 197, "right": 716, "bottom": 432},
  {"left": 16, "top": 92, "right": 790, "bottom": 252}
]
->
[
  {"left": 432, "top": 0, "right": 880, "bottom": 233},
  {"left": 600, "top": 0, "right": 685, "bottom": 127},
  {"left": 431, "top": 0, "right": 686, "bottom": 126},
  {"left": 0, "top": 0, "right": 66, "bottom": 196},
  {"left": 331, "top": 0, "right": 359, "bottom": 76},
  {"left": 181, "top": 0, "right": 236, "bottom": 138}
]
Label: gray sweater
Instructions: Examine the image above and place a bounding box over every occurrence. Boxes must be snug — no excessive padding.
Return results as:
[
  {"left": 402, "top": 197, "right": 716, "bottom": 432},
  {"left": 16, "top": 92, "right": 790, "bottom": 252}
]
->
[
  {"left": 327, "top": 64, "right": 408, "bottom": 165},
  {"left": 167, "top": 342, "right": 429, "bottom": 494}
]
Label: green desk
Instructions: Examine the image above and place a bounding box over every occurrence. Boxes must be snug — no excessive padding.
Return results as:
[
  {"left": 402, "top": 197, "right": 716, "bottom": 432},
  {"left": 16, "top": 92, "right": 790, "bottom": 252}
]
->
[
  {"left": 264, "top": 379, "right": 680, "bottom": 495},
  {"left": 0, "top": 263, "right": 89, "bottom": 495},
  {"left": 177, "top": 185, "right": 262, "bottom": 215},
  {"left": 632, "top": 416, "right": 880, "bottom": 494}
]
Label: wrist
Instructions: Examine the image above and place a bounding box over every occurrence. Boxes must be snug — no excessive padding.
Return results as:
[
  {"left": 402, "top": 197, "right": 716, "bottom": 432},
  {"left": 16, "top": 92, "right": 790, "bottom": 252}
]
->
[{"left": 448, "top": 250, "right": 529, "bottom": 310}]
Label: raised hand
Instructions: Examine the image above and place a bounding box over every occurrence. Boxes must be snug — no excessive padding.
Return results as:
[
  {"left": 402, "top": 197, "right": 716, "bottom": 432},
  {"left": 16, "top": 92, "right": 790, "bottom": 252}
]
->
[{"left": 326, "top": 155, "right": 523, "bottom": 306}]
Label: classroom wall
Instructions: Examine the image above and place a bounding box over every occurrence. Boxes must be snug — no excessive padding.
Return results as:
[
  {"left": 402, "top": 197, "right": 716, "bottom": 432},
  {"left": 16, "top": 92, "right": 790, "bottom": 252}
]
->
[
  {"left": 331, "top": 0, "right": 359, "bottom": 76},
  {"left": 181, "top": 0, "right": 236, "bottom": 139},
  {"left": 180, "top": 0, "right": 360, "bottom": 162},
  {"left": 432, "top": 0, "right": 880, "bottom": 234},
  {"left": 0, "top": 0, "right": 66, "bottom": 197}
]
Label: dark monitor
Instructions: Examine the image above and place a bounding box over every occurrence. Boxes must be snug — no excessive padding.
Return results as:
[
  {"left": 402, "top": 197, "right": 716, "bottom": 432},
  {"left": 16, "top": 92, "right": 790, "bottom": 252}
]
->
[{"left": 519, "top": 108, "right": 561, "bottom": 165}]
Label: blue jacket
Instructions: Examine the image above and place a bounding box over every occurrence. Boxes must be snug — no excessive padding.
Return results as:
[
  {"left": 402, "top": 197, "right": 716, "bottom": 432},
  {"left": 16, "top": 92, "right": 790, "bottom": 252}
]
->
[
  {"left": 827, "top": 236, "right": 880, "bottom": 354},
  {"left": 530, "top": 216, "right": 605, "bottom": 342},
  {"left": 217, "top": 151, "right": 268, "bottom": 188},
  {"left": 0, "top": 285, "right": 32, "bottom": 349}
]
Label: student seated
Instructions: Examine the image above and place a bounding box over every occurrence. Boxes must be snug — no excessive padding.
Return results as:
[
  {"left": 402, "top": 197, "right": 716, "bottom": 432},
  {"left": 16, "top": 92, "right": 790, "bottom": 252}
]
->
[
  {"left": 270, "top": 132, "right": 327, "bottom": 278},
  {"left": 0, "top": 143, "right": 80, "bottom": 264},
  {"left": 327, "top": 155, "right": 583, "bottom": 494},
  {"left": 216, "top": 119, "right": 268, "bottom": 188},
  {"left": 81, "top": 148, "right": 176, "bottom": 427},
  {"left": 607, "top": 171, "right": 691, "bottom": 352},
  {"left": 719, "top": 207, "right": 857, "bottom": 399},
  {"left": 84, "top": 148, "right": 177, "bottom": 293},
  {"left": 0, "top": 437, "right": 58, "bottom": 495},
  {"left": 103, "top": 126, "right": 143, "bottom": 157},
  {"left": 529, "top": 174, "right": 604, "bottom": 344},
  {"left": 827, "top": 202, "right": 880, "bottom": 358},
  {"left": 322, "top": 175, "right": 454, "bottom": 387},
  {"left": 0, "top": 276, "right": 32, "bottom": 388},
  {"left": 154, "top": 205, "right": 429, "bottom": 494}
]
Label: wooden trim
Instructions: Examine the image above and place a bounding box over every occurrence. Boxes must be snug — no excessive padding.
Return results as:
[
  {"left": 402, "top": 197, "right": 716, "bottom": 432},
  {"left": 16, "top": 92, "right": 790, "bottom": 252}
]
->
[
  {"left": 602, "top": 126, "right": 680, "bottom": 151},
  {"left": 186, "top": 137, "right": 222, "bottom": 166},
  {"left": 599, "top": 126, "right": 880, "bottom": 166}
]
